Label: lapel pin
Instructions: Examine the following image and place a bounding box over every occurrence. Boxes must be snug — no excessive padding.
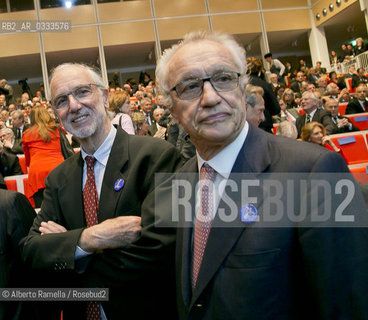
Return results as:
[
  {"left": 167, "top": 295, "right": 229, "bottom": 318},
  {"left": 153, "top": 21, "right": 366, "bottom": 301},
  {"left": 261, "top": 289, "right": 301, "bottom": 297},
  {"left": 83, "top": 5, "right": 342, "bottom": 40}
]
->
[
  {"left": 239, "top": 204, "right": 258, "bottom": 223},
  {"left": 114, "top": 178, "right": 125, "bottom": 191}
]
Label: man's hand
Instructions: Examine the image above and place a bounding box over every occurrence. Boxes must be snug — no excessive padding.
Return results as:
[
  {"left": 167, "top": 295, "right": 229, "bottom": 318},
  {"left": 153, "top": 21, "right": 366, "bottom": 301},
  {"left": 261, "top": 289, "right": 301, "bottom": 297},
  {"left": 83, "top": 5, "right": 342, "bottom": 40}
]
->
[
  {"left": 78, "top": 216, "right": 142, "bottom": 252},
  {"left": 337, "top": 118, "right": 349, "bottom": 128},
  {"left": 39, "top": 221, "right": 67, "bottom": 235}
]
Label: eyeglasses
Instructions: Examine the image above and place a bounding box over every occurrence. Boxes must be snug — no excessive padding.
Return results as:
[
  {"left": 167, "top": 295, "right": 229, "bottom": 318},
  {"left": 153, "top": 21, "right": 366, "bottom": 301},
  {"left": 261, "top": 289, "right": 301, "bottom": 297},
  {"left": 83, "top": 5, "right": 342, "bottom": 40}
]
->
[
  {"left": 170, "top": 71, "right": 241, "bottom": 100},
  {"left": 52, "top": 83, "right": 102, "bottom": 110}
]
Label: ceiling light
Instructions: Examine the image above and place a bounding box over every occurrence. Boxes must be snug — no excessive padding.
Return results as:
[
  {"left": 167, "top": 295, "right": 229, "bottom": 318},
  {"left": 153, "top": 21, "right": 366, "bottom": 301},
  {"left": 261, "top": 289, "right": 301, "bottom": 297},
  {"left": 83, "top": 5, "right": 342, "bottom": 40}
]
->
[
  {"left": 336, "top": 0, "right": 341, "bottom": 6},
  {"left": 329, "top": 3, "right": 334, "bottom": 11},
  {"left": 322, "top": 8, "right": 328, "bottom": 16},
  {"left": 316, "top": 13, "right": 321, "bottom": 20},
  {"left": 65, "top": 1, "right": 72, "bottom": 9}
]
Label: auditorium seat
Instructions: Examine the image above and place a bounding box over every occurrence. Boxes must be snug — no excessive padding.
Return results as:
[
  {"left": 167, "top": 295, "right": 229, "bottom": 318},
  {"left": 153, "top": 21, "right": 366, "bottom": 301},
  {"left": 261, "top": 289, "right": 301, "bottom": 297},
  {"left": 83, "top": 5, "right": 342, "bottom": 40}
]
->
[
  {"left": 345, "top": 78, "right": 356, "bottom": 94},
  {"left": 349, "top": 163, "right": 368, "bottom": 184},
  {"left": 330, "top": 131, "right": 368, "bottom": 165},
  {"left": 338, "top": 103, "right": 348, "bottom": 116},
  {"left": 4, "top": 174, "right": 35, "bottom": 207},
  {"left": 17, "top": 154, "right": 28, "bottom": 174},
  {"left": 346, "top": 113, "right": 368, "bottom": 130}
]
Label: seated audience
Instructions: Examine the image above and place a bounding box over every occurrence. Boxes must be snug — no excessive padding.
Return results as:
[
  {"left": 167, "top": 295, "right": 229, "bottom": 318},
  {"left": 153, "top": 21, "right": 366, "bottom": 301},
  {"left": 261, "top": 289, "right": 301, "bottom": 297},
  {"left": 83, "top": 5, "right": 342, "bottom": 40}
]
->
[
  {"left": 22, "top": 107, "right": 64, "bottom": 208},
  {"left": 326, "top": 83, "right": 349, "bottom": 103},
  {"left": 245, "top": 85, "right": 265, "bottom": 127},
  {"left": 301, "top": 121, "right": 347, "bottom": 163},
  {"left": 327, "top": 71, "right": 338, "bottom": 85},
  {"left": 352, "top": 67, "right": 368, "bottom": 89},
  {"left": 324, "top": 98, "right": 359, "bottom": 133},
  {"left": 109, "top": 91, "right": 135, "bottom": 135},
  {"left": 282, "top": 89, "right": 298, "bottom": 109},
  {"left": 0, "top": 141, "right": 23, "bottom": 179},
  {"left": 346, "top": 83, "right": 368, "bottom": 114},
  {"left": 296, "top": 91, "right": 334, "bottom": 137},
  {"left": 148, "top": 108, "right": 165, "bottom": 137},
  {"left": 354, "top": 37, "right": 367, "bottom": 55},
  {"left": 131, "top": 112, "right": 148, "bottom": 136},
  {"left": 275, "top": 120, "right": 298, "bottom": 139},
  {"left": 0, "top": 128, "right": 23, "bottom": 154}
]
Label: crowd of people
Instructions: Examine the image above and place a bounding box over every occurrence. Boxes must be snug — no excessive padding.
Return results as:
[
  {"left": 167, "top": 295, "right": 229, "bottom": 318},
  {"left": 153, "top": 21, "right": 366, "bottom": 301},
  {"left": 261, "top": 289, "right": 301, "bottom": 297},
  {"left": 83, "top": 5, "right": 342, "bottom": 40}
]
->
[{"left": 1, "top": 31, "right": 368, "bottom": 320}]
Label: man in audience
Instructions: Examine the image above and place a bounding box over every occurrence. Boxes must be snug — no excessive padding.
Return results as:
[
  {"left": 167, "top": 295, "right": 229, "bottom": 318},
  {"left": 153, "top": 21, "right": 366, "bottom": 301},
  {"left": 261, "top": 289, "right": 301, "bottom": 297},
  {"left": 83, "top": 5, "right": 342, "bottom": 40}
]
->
[
  {"left": 314, "top": 61, "right": 326, "bottom": 76},
  {"left": 290, "top": 71, "right": 304, "bottom": 95},
  {"left": 140, "top": 97, "right": 154, "bottom": 125},
  {"left": 156, "top": 30, "right": 368, "bottom": 320},
  {"left": 346, "top": 83, "right": 368, "bottom": 114},
  {"left": 7, "top": 103, "right": 15, "bottom": 115},
  {"left": 0, "top": 110, "right": 11, "bottom": 127},
  {"left": 325, "top": 98, "right": 359, "bottom": 133},
  {"left": 147, "top": 107, "right": 164, "bottom": 136},
  {"left": 326, "top": 82, "right": 349, "bottom": 103},
  {"left": 352, "top": 67, "right": 368, "bottom": 88},
  {"left": 0, "top": 128, "right": 23, "bottom": 154},
  {"left": 295, "top": 91, "right": 334, "bottom": 137},
  {"left": 0, "top": 94, "right": 6, "bottom": 110},
  {"left": 306, "top": 67, "right": 319, "bottom": 85},
  {"left": 269, "top": 73, "right": 280, "bottom": 89},
  {"left": 245, "top": 84, "right": 265, "bottom": 127},
  {"left": 11, "top": 110, "right": 29, "bottom": 141},
  {"left": 21, "top": 63, "right": 182, "bottom": 320},
  {"left": 153, "top": 93, "right": 167, "bottom": 111},
  {"left": 0, "top": 141, "right": 23, "bottom": 179},
  {"left": 316, "top": 76, "right": 328, "bottom": 94}
]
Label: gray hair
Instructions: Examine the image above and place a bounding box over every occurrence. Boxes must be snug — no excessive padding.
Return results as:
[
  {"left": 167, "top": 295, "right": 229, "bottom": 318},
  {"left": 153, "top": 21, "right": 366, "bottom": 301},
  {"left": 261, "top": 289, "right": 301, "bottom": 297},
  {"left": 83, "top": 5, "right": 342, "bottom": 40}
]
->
[
  {"left": 0, "top": 127, "right": 14, "bottom": 138},
  {"left": 50, "top": 63, "right": 107, "bottom": 98},
  {"left": 156, "top": 30, "right": 248, "bottom": 108},
  {"left": 245, "top": 84, "right": 264, "bottom": 108},
  {"left": 276, "top": 121, "right": 298, "bottom": 139},
  {"left": 12, "top": 110, "right": 24, "bottom": 122}
]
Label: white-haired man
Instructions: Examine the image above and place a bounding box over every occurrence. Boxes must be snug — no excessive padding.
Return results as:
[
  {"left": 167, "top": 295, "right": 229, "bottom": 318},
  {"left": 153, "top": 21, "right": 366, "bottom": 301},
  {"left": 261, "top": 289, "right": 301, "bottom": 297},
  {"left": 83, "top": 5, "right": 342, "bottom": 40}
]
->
[
  {"left": 22, "top": 63, "right": 182, "bottom": 320},
  {"left": 156, "top": 31, "right": 368, "bottom": 320}
]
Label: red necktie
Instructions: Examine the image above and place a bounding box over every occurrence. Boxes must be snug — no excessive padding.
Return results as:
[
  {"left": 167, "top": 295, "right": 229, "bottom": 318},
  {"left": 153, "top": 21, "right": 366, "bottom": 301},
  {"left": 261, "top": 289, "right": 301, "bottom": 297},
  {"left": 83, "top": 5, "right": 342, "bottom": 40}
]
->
[
  {"left": 363, "top": 102, "right": 368, "bottom": 112},
  {"left": 83, "top": 156, "right": 101, "bottom": 320},
  {"left": 192, "top": 163, "right": 217, "bottom": 288}
]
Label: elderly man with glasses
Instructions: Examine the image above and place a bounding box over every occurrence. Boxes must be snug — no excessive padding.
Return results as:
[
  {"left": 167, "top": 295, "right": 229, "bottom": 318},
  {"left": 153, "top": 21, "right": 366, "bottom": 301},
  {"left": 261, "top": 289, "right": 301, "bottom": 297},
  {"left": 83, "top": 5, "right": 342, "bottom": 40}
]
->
[
  {"left": 155, "top": 31, "right": 368, "bottom": 320},
  {"left": 22, "top": 63, "right": 182, "bottom": 320}
]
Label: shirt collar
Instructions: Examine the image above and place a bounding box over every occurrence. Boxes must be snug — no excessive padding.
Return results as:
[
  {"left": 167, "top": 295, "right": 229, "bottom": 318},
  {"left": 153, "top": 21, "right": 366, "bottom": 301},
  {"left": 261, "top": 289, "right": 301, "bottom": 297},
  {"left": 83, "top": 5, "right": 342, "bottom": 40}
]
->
[
  {"left": 197, "top": 122, "right": 249, "bottom": 179},
  {"left": 81, "top": 124, "right": 117, "bottom": 166}
]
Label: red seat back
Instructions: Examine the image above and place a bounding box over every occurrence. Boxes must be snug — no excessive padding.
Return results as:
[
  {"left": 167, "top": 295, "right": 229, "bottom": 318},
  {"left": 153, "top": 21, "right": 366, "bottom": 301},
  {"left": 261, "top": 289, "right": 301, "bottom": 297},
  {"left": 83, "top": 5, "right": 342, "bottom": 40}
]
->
[{"left": 331, "top": 133, "right": 368, "bottom": 165}]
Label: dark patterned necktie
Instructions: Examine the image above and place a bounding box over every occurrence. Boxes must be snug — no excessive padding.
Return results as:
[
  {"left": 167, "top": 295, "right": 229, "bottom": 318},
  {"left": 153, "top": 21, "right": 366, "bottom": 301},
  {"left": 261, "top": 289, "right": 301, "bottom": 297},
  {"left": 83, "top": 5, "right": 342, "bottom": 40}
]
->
[
  {"left": 192, "top": 163, "right": 217, "bottom": 288},
  {"left": 83, "top": 156, "right": 101, "bottom": 320},
  {"left": 306, "top": 114, "right": 311, "bottom": 124}
]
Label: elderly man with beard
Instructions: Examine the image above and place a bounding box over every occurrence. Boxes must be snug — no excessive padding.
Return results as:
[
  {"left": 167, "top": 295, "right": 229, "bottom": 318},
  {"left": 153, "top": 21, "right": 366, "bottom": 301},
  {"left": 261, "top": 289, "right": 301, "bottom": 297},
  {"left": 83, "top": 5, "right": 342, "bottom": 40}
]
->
[{"left": 21, "top": 63, "right": 182, "bottom": 320}]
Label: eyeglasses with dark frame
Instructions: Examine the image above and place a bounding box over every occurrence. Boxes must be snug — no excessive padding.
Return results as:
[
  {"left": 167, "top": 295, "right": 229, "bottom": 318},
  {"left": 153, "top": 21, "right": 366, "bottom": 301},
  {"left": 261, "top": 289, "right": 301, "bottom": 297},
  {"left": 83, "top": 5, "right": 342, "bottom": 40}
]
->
[
  {"left": 52, "top": 83, "right": 103, "bottom": 110},
  {"left": 170, "top": 71, "right": 241, "bottom": 100}
]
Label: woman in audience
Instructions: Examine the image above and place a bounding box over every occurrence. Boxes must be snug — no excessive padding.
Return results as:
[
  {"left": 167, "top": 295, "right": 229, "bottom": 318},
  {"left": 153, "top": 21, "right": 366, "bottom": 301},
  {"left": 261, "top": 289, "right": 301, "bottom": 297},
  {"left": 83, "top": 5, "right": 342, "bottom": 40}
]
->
[
  {"left": 131, "top": 112, "right": 148, "bottom": 136},
  {"left": 301, "top": 122, "right": 347, "bottom": 163},
  {"left": 282, "top": 88, "right": 298, "bottom": 109},
  {"left": 108, "top": 91, "right": 135, "bottom": 134},
  {"left": 275, "top": 121, "right": 298, "bottom": 139},
  {"left": 327, "top": 71, "right": 338, "bottom": 85},
  {"left": 22, "top": 106, "right": 64, "bottom": 207}
]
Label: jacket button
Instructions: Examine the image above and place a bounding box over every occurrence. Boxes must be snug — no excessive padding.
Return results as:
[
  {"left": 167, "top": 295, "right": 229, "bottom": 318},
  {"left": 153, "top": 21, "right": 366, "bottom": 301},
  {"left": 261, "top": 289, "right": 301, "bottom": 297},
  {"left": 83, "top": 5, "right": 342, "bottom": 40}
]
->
[{"left": 194, "top": 303, "right": 202, "bottom": 308}]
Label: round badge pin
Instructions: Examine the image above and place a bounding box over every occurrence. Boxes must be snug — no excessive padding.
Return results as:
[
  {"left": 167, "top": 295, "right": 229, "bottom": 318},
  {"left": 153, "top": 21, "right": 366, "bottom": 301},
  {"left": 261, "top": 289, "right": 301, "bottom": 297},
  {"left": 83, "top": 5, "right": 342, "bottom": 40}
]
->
[
  {"left": 239, "top": 204, "right": 258, "bottom": 223},
  {"left": 114, "top": 178, "right": 125, "bottom": 191}
]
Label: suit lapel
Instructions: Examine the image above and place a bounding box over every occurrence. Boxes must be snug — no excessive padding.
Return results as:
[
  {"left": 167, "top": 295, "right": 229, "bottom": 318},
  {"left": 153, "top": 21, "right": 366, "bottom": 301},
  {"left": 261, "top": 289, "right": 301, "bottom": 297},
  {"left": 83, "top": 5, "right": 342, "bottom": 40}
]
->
[
  {"left": 98, "top": 127, "right": 129, "bottom": 222},
  {"left": 176, "top": 157, "right": 197, "bottom": 309},
  {"left": 58, "top": 154, "right": 85, "bottom": 228},
  {"left": 190, "top": 125, "right": 273, "bottom": 308}
]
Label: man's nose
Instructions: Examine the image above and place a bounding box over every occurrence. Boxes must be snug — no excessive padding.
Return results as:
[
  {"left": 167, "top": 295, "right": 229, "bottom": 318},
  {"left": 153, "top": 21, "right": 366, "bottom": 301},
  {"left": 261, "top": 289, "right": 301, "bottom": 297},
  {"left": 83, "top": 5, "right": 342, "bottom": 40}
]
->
[
  {"left": 67, "top": 94, "right": 82, "bottom": 112},
  {"left": 200, "top": 81, "right": 221, "bottom": 108}
]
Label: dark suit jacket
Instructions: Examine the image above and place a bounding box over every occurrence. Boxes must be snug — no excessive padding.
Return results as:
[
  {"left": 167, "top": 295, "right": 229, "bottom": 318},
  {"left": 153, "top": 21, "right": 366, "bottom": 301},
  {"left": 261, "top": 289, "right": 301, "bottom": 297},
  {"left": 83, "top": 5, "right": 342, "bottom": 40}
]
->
[
  {"left": 174, "top": 124, "right": 368, "bottom": 320},
  {"left": 4, "top": 138, "right": 23, "bottom": 155},
  {"left": 330, "top": 114, "right": 360, "bottom": 133},
  {"left": 296, "top": 108, "right": 335, "bottom": 137},
  {"left": 22, "top": 126, "right": 183, "bottom": 320},
  {"left": 0, "top": 190, "right": 36, "bottom": 320},
  {"left": 290, "top": 80, "right": 301, "bottom": 93},
  {"left": 147, "top": 123, "right": 158, "bottom": 136},
  {"left": 12, "top": 124, "right": 30, "bottom": 140},
  {"left": 346, "top": 98, "right": 367, "bottom": 114},
  {"left": 352, "top": 74, "right": 368, "bottom": 88},
  {"left": 0, "top": 151, "right": 23, "bottom": 177}
]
